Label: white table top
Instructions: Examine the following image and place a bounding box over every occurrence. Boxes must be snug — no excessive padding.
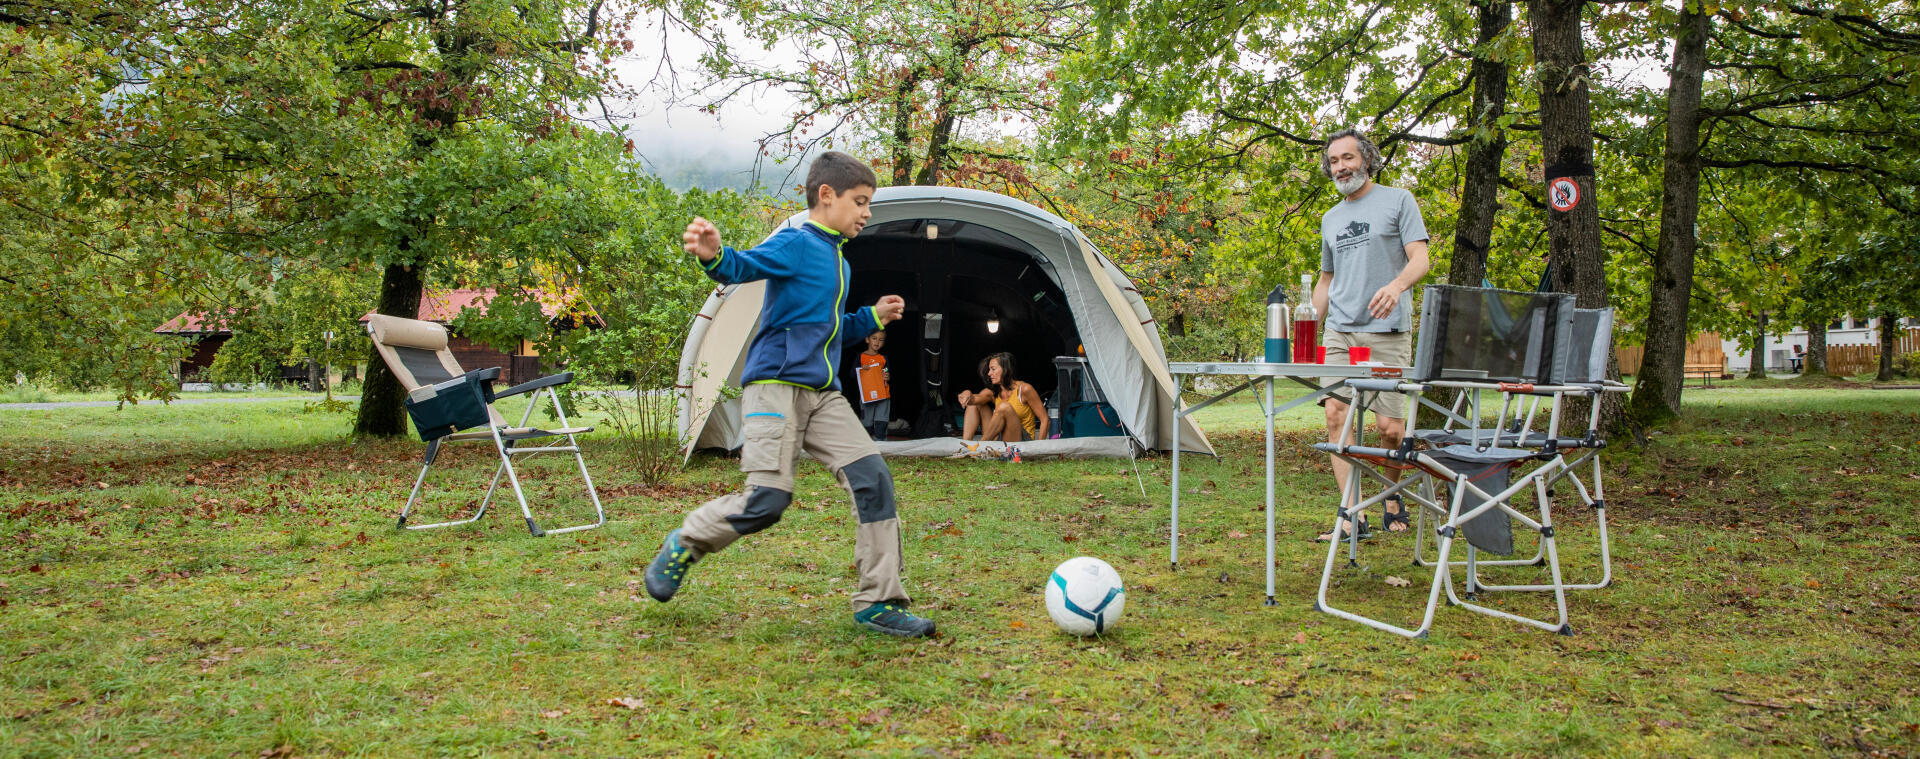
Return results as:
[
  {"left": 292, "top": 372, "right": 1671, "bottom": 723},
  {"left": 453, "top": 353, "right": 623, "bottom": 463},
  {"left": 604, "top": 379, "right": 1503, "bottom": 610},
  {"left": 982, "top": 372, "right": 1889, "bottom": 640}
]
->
[{"left": 1168, "top": 361, "right": 1410, "bottom": 379}]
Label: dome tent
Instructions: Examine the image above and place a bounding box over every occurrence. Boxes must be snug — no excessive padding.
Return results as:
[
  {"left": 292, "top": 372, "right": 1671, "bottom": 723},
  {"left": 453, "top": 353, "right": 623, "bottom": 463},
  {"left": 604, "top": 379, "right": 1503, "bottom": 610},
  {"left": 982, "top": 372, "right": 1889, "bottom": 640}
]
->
[{"left": 676, "top": 186, "right": 1213, "bottom": 459}]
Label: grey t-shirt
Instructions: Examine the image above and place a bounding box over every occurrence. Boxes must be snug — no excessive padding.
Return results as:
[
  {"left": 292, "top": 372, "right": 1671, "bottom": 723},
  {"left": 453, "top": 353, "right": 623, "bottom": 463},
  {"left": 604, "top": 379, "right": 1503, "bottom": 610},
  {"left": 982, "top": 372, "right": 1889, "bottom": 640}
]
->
[{"left": 1318, "top": 184, "right": 1428, "bottom": 333}]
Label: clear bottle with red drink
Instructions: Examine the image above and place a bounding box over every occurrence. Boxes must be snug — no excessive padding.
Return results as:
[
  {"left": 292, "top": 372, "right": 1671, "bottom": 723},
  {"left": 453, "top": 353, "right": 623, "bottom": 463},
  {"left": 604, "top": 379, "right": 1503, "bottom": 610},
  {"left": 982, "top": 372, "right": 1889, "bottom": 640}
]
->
[{"left": 1292, "top": 273, "right": 1320, "bottom": 363}]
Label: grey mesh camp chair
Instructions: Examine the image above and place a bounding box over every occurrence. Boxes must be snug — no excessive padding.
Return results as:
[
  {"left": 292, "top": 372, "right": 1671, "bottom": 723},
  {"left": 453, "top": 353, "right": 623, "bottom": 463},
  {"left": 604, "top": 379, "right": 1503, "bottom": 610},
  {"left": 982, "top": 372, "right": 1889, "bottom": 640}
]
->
[
  {"left": 367, "top": 314, "right": 605, "bottom": 537},
  {"left": 1312, "top": 285, "right": 1620, "bottom": 638},
  {"left": 1405, "top": 307, "right": 1624, "bottom": 593}
]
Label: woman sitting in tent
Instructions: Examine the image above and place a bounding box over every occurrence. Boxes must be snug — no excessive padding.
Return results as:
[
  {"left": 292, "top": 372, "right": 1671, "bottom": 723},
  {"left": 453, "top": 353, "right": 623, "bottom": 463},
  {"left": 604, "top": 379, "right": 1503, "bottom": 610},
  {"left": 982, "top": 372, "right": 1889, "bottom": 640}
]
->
[{"left": 958, "top": 352, "right": 1050, "bottom": 443}]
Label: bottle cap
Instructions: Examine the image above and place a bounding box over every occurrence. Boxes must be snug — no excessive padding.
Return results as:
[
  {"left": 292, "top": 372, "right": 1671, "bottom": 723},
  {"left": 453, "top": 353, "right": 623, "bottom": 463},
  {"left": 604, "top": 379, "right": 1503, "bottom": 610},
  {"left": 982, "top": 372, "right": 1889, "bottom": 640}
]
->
[{"left": 1267, "top": 284, "right": 1288, "bottom": 305}]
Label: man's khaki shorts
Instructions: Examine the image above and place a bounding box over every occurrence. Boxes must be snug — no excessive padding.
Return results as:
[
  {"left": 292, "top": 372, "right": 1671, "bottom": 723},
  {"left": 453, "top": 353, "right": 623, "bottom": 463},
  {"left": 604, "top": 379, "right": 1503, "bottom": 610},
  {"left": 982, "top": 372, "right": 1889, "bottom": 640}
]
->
[{"left": 1319, "top": 329, "right": 1414, "bottom": 419}]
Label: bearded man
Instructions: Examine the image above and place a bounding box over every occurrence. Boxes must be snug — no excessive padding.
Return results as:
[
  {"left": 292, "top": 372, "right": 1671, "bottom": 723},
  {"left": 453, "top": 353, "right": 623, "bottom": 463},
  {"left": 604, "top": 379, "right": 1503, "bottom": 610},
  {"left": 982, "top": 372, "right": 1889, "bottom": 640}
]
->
[{"left": 1311, "top": 128, "right": 1431, "bottom": 542}]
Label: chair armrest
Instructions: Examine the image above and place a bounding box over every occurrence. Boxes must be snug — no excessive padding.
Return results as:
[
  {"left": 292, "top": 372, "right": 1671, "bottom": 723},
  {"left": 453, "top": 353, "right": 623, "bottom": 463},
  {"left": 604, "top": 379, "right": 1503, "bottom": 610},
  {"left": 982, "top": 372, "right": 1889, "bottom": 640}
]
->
[
  {"left": 495, "top": 371, "right": 574, "bottom": 399},
  {"left": 411, "top": 367, "right": 500, "bottom": 400},
  {"left": 1346, "top": 378, "right": 1410, "bottom": 393}
]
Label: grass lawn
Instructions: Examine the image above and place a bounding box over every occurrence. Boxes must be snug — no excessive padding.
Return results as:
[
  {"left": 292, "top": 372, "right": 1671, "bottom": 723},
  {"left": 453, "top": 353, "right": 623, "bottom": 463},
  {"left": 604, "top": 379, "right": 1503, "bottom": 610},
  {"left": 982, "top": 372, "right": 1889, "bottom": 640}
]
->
[{"left": 1, "top": 386, "right": 1917, "bottom": 757}]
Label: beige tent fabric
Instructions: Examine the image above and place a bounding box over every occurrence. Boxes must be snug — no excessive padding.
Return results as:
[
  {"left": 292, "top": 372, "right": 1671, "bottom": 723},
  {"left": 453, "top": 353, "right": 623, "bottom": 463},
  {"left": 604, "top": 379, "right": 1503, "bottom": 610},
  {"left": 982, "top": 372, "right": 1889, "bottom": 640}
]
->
[
  {"left": 680, "top": 281, "right": 765, "bottom": 457},
  {"left": 1073, "top": 234, "right": 1213, "bottom": 454}
]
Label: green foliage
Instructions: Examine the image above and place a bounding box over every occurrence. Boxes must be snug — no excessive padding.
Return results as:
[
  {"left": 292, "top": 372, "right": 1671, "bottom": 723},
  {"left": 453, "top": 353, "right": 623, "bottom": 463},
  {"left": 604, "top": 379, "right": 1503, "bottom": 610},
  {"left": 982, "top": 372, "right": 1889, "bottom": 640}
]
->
[
  {"left": 1892, "top": 351, "right": 1920, "bottom": 379},
  {"left": 1, "top": 0, "right": 653, "bottom": 407},
  {"left": 557, "top": 181, "right": 768, "bottom": 389}
]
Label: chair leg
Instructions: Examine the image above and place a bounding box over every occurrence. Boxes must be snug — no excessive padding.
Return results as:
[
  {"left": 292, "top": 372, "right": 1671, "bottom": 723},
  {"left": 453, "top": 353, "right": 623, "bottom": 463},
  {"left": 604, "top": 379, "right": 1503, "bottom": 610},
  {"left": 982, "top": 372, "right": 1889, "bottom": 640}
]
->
[
  {"left": 474, "top": 458, "right": 508, "bottom": 520},
  {"left": 1477, "top": 453, "right": 1612, "bottom": 592},
  {"left": 1313, "top": 459, "right": 1461, "bottom": 639},
  {"left": 397, "top": 438, "right": 492, "bottom": 531},
  {"left": 520, "top": 387, "right": 605, "bottom": 537},
  {"left": 1443, "top": 466, "right": 1574, "bottom": 634},
  {"left": 490, "top": 430, "right": 544, "bottom": 537},
  {"left": 535, "top": 435, "right": 607, "bottom": 537},
  {"left": 397, "top": 440, "right": 437, "bottom": 528}
]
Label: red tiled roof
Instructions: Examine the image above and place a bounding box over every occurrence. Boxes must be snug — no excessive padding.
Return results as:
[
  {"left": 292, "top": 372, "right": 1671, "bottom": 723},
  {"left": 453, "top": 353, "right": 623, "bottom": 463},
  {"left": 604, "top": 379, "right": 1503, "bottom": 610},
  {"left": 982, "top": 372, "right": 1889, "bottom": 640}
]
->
[
  {"left": 154, "top": 309, "right": 240, "bottom": 335},
  {"left": 160, "top": 289, "right": 591, "bottom": 335},
  {"left": 356, "top": 288, "right": 584, "bottom": 324}
]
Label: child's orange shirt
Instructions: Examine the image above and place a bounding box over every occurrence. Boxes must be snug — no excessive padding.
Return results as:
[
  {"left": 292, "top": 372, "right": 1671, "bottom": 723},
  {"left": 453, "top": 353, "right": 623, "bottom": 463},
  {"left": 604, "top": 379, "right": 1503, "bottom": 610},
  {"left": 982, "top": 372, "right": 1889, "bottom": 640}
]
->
[{"left": 857, "top": 353, "right": 888, "bottom": 402}]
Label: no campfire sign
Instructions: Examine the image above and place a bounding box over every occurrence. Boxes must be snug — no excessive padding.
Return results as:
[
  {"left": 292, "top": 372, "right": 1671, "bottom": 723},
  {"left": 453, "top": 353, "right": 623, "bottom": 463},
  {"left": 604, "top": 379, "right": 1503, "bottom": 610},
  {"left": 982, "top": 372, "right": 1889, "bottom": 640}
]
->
[{"left": 1549, "top": 177, "right": 1581, "bottom": 212}]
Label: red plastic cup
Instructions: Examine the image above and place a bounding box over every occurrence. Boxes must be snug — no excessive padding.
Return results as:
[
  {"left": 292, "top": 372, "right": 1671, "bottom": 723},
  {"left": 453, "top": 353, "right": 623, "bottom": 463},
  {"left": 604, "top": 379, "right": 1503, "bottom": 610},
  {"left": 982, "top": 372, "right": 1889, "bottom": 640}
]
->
[
  {"left": 1350, "top": 346, "right": 1372, "bottom": 364},
  {"left": 1315, "top": 346, "right": 1327, "bottom": 364}
]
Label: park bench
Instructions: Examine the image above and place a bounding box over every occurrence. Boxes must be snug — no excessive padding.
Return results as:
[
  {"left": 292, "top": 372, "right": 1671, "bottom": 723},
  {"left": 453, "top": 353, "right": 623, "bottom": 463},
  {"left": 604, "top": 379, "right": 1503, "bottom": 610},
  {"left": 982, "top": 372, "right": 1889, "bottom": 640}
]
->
[{"left": 1683, "top": 339, "right": 1727, "bottom": 387}]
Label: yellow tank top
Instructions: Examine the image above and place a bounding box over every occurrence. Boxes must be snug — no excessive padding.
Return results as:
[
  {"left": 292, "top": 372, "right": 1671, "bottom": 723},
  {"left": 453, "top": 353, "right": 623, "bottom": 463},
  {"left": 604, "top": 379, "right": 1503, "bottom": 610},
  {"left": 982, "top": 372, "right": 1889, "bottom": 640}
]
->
[{"left": 995, "top": 384, "right": 1038, "bottom": 438}]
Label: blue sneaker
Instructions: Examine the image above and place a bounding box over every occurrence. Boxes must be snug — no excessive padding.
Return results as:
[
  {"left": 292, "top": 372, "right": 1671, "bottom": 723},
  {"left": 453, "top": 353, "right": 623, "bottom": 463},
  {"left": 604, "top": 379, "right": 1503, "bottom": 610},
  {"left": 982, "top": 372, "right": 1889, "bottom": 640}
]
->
[
  {"left": 644, "top": 529, "right": 699, "bottom": 602},
  {"left": 854, "top": 602, "right": 936, "bottom": 638}
]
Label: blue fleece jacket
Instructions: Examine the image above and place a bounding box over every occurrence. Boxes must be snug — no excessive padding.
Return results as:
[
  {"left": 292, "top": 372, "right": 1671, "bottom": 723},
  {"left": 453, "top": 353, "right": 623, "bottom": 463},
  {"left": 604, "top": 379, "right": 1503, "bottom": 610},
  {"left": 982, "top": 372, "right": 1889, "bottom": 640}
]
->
[{"left": 700, "top": 221, "right": 883, "bottom": 391}]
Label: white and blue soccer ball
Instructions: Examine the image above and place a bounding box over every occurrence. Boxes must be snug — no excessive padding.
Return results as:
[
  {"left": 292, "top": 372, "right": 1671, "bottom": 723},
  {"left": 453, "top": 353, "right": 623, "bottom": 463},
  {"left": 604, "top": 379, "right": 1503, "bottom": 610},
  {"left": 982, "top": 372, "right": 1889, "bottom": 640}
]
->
[{"left": 1045, "top": 556, "right": 1127, "bottom": 636}]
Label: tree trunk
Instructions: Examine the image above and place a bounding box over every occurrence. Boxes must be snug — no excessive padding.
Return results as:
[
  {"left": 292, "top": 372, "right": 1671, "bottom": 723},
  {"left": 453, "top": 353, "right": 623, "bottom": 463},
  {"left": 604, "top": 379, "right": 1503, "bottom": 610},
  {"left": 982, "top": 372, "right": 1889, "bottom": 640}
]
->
[
  {"left": 1447, "top": 0, "right": 1512, "bottom": 289},
  {"left": 1806, "top": 317, "right": 1827, "bottom": 374},
  {"left": 1425, "top": 0, "right": 1512, "bottom": 431},
  {"left": 1529, "top": 0, "right": 1622, "bottom": 432},
  {"left": 1626, "top": 4, "right": 1709, "bottom": 427},
  {"left": 913, "top": 61, "right": 967, "bottom": 187},
  {"left": 890, "top": 83, "right": 916, "bottom": 186},
  {"left": 1879, "top": 310, "right": 1898, "bottom": 381},
  {"left": 353, "top": 261, "right": 425, "bottom": 437},
  {"left": 1746, "top": 310, "right": 1767, "bottom": 379}
]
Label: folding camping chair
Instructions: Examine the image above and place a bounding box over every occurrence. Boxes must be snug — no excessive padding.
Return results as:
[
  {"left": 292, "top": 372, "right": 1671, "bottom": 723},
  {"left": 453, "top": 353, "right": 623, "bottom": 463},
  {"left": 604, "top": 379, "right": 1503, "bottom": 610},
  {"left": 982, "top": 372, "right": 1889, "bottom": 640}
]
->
[
  {"left": 1311, "top": 285, "right": 1622, "bottom": 638},
  {"left": 1405, "top": 305, "right": 1626, "bottom": 594},
  {"left": 367, "top": 314, "right": 605, "bottom": 537}
]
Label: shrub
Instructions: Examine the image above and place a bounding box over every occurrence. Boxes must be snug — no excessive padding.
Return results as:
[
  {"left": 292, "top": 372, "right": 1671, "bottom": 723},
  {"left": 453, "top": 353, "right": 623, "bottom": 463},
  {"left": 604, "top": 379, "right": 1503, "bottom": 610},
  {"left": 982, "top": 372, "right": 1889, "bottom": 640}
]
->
[{"left": 1892, "top": 350, "right": 1920, "bottom": 379}]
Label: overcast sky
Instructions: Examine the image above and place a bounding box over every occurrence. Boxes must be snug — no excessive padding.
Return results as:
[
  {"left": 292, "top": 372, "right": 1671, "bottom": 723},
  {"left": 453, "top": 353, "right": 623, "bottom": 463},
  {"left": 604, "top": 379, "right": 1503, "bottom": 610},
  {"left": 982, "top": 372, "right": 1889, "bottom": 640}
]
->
[{"left": 609, "top": 14, "right": 815, "bottom": 191}]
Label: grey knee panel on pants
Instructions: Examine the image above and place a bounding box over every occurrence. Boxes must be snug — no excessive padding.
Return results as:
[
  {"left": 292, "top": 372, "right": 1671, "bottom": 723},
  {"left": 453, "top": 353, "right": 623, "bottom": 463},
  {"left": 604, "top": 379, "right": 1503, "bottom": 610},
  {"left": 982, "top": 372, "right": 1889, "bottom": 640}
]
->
[
  {"left": 840, "top": 454, "right": 897, "bottom": 524},
  {"left": 725, "top": 486, "right": 793, "bottom": 535}
]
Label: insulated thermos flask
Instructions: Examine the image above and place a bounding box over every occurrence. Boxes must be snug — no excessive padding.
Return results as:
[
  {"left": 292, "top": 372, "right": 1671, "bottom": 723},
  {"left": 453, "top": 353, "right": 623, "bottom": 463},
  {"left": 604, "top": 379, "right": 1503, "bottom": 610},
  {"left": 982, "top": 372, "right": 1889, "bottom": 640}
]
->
[{"left": 1265, "top": 284, "right": 1291, "bottom": 363}]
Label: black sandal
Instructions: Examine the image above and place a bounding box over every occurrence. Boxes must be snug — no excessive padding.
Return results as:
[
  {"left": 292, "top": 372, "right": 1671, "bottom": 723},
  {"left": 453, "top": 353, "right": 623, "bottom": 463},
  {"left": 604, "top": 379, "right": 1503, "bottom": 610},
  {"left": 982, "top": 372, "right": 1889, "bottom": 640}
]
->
[{"left": 1381, "top": 496, "right": 1411, "bottom": 533}]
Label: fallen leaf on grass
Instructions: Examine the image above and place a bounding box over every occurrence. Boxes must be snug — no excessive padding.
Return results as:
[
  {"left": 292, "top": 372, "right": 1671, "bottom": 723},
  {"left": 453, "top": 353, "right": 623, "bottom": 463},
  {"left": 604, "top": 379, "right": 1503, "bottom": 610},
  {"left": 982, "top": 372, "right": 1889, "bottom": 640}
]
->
[
  {"left": 1292, "top": 631, "right": 1308, "bottom": 644},
  {"left": 859, "top": 707, "right": 891, "bottom": 725},
  {"left": 1228, "top": 530, "right": 1248, "bottom": 539},
  {"left": 983, "top": 484, "right": 1007, "bottom": 490},
  {"left": 1384, "top": 575, "right": 1411, "bottom": 587},
  {"left": 540, "top": 709, "right": 568, "bottom": 718},
  {"left": 1009, "top": 620, "right": 1026, "bottom": 630},
  {"left": 607, "top": 697, "right": 643, "bottom": 709}
]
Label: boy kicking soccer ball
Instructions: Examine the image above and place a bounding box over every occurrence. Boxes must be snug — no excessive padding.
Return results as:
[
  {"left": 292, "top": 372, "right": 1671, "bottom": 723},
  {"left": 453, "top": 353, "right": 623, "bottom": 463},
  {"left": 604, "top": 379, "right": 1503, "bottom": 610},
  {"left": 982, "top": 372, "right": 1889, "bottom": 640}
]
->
[{"left": 647, "top": 151, "right": 933, "bottom": 638}]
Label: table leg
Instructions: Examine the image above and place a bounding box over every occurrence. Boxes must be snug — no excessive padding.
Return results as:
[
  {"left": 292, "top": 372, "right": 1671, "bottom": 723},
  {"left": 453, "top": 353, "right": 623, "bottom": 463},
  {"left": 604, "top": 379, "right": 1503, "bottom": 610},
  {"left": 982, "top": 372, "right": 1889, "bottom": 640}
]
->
[
  {"left": 1264, "top": 377, "right": 1276, "bottom": 606},
  {"left": 1171, "top": 374, "right": 1181, "bottom": 570}
]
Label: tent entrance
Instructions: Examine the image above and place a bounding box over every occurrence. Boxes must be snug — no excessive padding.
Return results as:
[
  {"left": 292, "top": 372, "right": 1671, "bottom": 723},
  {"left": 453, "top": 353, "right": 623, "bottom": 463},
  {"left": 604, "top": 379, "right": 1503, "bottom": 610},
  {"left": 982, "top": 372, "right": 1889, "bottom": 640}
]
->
[{"left": 841, "top": 218, "right": 1080, "bottom": 439}]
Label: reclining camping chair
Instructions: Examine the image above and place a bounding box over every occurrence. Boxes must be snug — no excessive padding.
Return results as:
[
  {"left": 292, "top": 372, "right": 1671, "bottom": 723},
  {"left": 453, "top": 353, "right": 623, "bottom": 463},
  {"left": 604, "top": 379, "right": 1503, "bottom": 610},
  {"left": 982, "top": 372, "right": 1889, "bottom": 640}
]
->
[
  {"left": 1312, "top": 285, "right": 1608, "bottom": 637},
  {"left": 367, "top": 314, "right": 605, "bottom": 537}
]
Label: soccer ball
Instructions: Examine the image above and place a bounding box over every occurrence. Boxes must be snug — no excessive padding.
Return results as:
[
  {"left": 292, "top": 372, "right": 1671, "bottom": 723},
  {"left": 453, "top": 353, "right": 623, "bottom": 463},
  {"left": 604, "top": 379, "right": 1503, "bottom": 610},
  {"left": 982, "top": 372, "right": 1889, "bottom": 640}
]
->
[{"left": 1045, "top": 556, "right": 1127, "bottom": 636}]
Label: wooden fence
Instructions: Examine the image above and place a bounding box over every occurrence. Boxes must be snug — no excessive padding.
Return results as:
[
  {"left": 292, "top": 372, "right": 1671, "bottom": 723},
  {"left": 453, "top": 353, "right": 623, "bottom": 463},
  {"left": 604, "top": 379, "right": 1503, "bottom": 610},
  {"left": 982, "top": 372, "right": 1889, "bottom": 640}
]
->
[
  {"left": 1824, "top": 328, "right": 1920, "bottom": 376},
  {"left": 1616, "top": 327, "right": 1919, "bottom": 377},
  {"left": 1615, "top": 332, "right": 1723, "bottom": 376}
]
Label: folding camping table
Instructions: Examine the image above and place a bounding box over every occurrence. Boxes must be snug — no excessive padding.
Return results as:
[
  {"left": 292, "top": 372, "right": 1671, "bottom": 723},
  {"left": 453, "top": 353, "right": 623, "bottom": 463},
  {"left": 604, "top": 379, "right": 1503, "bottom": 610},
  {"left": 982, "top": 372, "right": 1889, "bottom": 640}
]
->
[{"left": 1166, "top": 361, "right": 1412, "bottom": 606}]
